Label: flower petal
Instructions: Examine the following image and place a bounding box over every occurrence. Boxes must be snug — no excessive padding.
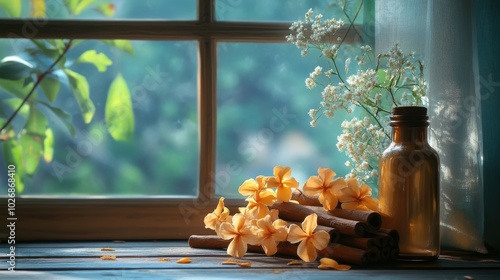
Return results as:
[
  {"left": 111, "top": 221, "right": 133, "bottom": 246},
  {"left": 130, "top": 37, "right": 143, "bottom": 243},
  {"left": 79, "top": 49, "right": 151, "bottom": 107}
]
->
[
  {"left": 311, "top": 230, "right": 330, "bottom": 250},
  {"left": 261, "top": 236, "right": 278, "bottom": 256},
  {"left": 297, "top": 238, "right": 318, "bottom": 262},
  {"left": 203, "top": 213, "right": 218, "bottom": 230},
  {"left": 276, "top": 185, "right": 293, "bottom": 203},
  {"left": 359, "top": 183, "right": 373, "bottom": 198},
  {"left": 273, "top": 227, "right": 289, "bottom": 242},
  {"left": 303, "top": 176, "right": 323, "bottom": 195},
  {"left": 227, "top": 236, "right": 247, "bottom": 258},
  {"left": 238, "top": 179, "right": 259, "bottom": 197},
  {"left": 219, "top": 222, "right": 238, "bottom": 240},
  {"left": 318, "top": 167, "right": 335, "bottom": 183},
  {"left": 274, "top": 166, "right": 291, "bottom": 179},
  {"left": 320, "top": 190, "right": 338, "bottom": 211},
  {"left": 301, "top": 214, "right": 318, "bottom": 235},
  {"left": 341, "top": 201, "right": 359, "bottom": 210},
  {"left": 287, "top": 224, "right": 307, "bottom": 243},
  {"left": 318, "top": 258, "right": 351, "bottom": 270},
  {"left": 283, "top": 177, "right": 299, "bottom": 189},
  {"left": 362, "top": 197, "right": 380, "bottom": 211}
]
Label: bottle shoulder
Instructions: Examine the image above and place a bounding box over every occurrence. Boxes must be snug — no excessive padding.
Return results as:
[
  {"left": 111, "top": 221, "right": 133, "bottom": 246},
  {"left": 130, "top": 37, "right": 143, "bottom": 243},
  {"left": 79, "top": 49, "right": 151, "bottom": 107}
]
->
[{"left": 381, "top": 142, "right": 439, "bottom": 160}]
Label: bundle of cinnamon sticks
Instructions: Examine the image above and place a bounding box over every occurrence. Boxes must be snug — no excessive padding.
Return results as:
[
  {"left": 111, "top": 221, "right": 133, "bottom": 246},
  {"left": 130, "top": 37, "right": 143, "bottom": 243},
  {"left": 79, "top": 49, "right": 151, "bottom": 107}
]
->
[{"left": 189, "top": 190, "right": 399, "bottom": 266}]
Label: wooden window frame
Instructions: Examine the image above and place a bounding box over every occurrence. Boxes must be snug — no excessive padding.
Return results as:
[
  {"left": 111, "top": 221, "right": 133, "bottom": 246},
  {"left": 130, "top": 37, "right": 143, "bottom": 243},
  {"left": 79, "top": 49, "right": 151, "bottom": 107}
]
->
[{"left": 0, "top": 0, "right": 360, "bottom": 241}]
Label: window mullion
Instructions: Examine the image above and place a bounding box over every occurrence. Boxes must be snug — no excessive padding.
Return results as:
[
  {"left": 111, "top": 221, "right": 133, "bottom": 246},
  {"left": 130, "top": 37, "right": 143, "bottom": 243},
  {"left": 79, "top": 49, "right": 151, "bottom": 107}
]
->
[{"left": 198, "top": 0, "right": 217, "bottom": 201}]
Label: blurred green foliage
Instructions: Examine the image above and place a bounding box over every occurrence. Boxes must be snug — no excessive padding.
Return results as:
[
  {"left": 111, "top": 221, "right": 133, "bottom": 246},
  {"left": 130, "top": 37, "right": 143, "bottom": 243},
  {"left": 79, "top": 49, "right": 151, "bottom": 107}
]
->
[{"left": 0, "top": 0, "right": 369, "bottom": 196}]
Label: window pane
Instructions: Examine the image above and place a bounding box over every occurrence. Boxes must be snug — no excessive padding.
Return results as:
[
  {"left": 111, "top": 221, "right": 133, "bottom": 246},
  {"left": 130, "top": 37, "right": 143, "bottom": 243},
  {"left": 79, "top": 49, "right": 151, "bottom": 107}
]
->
[
  {"left": 216, "top": 0, "right": 364, "bottom": 22},
  {"left": 0, "top": 0, "right": 196, "bottom": 20},
  {"left": 216, "top": 43, "right": 354, "bottom": 197},
  {"left": 0, "top": 39, "right": 198, "bottom": 196}
]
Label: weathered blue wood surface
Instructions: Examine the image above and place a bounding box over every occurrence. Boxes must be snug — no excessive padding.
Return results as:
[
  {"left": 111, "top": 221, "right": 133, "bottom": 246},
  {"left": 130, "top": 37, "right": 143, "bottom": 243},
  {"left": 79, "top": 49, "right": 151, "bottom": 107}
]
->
[{"left": 0, "top": 241, "right": 499, "bottom": 280}]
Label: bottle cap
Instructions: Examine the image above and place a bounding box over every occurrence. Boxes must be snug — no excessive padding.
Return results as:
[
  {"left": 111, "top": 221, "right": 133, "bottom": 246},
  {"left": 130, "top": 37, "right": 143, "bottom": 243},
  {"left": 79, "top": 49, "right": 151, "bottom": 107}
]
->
[{"left": 390, "top": 106, "right": 429, "bottom": 126}]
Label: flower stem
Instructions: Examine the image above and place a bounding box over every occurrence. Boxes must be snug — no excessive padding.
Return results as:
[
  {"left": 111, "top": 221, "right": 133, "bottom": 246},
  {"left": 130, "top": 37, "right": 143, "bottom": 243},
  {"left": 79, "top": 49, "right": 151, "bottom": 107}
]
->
[{"left": 358, "top": 103, "right": 391, "bottom": 140}]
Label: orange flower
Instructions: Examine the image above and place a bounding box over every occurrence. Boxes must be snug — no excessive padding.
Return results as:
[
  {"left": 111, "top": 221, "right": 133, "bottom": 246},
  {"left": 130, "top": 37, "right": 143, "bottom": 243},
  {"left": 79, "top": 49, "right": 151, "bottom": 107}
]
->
[
  {"left": 266, "top": 166, "right": 299, "bottom": 203},
  {"left": 219, "top": 214, "right": 260, "bottom": 258},
  {"left": 303, "top": 168, "right": 346, "bottom": 210},
  {"left": 245, "top": 188, "right": 276, "bottom": 219},
  {"left": 337, "top": 178, "right": 379, "bottom": 211},
  {"left": 238, "top": 176, "right": 268, "bottom": 197},
  {"left": 287, "top": 213, "right": 330, "bottom": 262},
  {"left": 204, "top": 197, "right": 231, "bottom": 235},
  {"left": 256, "top": 214, "right": 288, "bottom": 256}
]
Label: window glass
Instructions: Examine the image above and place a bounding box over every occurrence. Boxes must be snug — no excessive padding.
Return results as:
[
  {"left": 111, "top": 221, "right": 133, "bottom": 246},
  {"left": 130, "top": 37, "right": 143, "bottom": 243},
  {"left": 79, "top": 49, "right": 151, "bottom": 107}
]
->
[
  {"left": 216, "top": 0, "right": 365, "bottom": 23},
  {"left": 0, "top": 0, "right": 196, "bottom": 20},
  {"left": 216, "top": 43, "right": 357, "bottom": 197},
  {"left": 0, "top": 39, "right": 198, "bottom": 195}
]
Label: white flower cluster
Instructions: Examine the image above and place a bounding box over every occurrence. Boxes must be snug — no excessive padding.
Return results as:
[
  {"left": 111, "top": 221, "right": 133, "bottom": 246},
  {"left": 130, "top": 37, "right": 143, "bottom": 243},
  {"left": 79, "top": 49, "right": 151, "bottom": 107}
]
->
[
  {"left": 287, "top": 9, "right": 345, "bottom": 57},
  {"left": 289, "top": 8, "right": 428, "bottom": 184},
  {"left": 337, "top": 117, "right": 388, "bottom": 182}
]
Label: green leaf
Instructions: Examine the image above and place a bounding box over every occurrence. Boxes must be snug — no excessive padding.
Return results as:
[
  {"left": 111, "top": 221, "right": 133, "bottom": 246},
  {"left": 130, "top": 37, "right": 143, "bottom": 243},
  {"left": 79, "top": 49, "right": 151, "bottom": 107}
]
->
[
  {"left": 40, "top": 75, "right": 60, "bottom": 101},
  {"left": 76, "top": 50, "right": 113, "bottom": 72},
  {"left": 43, "top": 128, "right": 54, "bottom": 162},
  {"left": 0, "top": 0, "right": 21, "bottom": 17},
  {"left": 105, "top": 74, "right": 135, "bottom": 141},
  {"left": 3, "top": 98, "right": 30, "bottom": 119},
  {"left": 20, "top": 107, "right": 47, "bottom": 175},
  {"left": 39, "top": 101, "right": 76, "bottom": 136},
  {"left": 64, "top": 69, "right": 95, "bottom": 123},
  {"left": 2, "top": 139, "right": 24, "bottom": 193},
  {"left": 0, "top": 78, "right": 33, "bottom": 99},
  {"left": 19, "top": 133, "right": 43, "bottom": 175},
  {"left": 0, "top": 56, "right": 34, "bottom": 80},
  {"left": 25, "top": 106, "right": 48, "bottom": 135},
  {"left": 102, "top": 40, "right": 135, "bottom": 55},
  {"left": 30, "top": 0, "right": 46, "bottom": 18}
]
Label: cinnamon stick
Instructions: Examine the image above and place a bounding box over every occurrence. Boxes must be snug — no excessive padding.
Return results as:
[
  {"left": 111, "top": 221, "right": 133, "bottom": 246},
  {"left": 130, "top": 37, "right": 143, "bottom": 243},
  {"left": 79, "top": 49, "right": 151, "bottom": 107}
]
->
[
  {"left": 367, "top": 228, "right": 400, "bottom": 243},
  {"left": 291, "top": 189, "right": 321, "bottom": 206},
  {"left": 337, "top": 235, "right": 387, "bottom": 250},
  {"left": 328, "top": 208, "right": 382, "bottom": 229},
  {"left": 188, "top": 235, "right": 299, "bottom": 258},
  {"left": 271, "top": 202, "right": 369, "bottom": 237},
  {"left": 318, "top": 243, "right": 371, "bottom": 266}
]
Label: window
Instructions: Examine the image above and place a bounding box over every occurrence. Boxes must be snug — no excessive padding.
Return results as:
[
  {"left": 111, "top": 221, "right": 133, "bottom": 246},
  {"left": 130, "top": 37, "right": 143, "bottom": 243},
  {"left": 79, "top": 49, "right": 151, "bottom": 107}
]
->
[{"left": 0, "top": 0, "right": 365, "bottom": 240}]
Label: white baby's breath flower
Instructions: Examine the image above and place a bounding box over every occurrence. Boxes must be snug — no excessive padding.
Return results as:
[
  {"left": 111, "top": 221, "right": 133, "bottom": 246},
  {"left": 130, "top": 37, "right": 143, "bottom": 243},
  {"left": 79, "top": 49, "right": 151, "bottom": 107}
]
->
[
  {"left": 310, "top": 119, "right": 317, "bottom": 127},
  {"left": 305, "top": 78, "right": 316, "bottom": 89},
  {"left": 308, "top": 109, "right": 318, "bottom": 119}
]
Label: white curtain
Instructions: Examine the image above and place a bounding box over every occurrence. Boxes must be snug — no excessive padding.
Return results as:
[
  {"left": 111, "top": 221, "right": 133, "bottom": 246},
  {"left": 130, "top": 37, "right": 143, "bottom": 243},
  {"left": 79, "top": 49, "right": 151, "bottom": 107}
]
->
[{"left": 375, "top": 0, "right": 487, "bottom": 253}]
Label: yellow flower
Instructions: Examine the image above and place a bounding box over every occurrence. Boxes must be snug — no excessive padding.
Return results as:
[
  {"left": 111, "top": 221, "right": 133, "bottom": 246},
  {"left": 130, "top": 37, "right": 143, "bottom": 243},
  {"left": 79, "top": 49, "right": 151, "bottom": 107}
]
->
[
  {"left": 287, "top": 213, "right": 330, "bottom": 262},
  {"left": 317, "top": 257, "right": 351, "bottom": 270},
  {"left": 219, "top": 214, "right": 260, "bottom": 258},
  {"left": 203, "top": 197, "right": 231, "bottom": 235},
  {"left": 245, "top": 188, "right": 276, "bottom": 219},
  {"left": 238, "top": 175, "right": 268, "bottom": 197},
  {"left": 256, "top": 214, "right": 288, "bottom": 256},
  {"left": 303, "top": 168, "right": 346, "bottom": 210},
  {"left": 266, "top": 166, "right": 299, "bottom": 203},
  {"left": 337, "top": 178, "right": 379, "bottom": 211}
]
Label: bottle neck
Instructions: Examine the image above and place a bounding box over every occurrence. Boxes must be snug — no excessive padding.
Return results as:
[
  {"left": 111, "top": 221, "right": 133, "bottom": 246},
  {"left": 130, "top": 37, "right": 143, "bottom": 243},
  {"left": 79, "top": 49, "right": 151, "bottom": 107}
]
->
[{"left": 391, "top": 125, "right": 428, "bottom": 144}]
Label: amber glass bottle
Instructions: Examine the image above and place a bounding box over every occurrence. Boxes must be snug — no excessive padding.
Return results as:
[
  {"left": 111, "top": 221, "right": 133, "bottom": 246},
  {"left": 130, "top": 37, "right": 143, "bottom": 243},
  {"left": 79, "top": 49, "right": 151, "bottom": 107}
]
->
[{"left": 379, "top": 106, "right": 440, "bottom": 260}]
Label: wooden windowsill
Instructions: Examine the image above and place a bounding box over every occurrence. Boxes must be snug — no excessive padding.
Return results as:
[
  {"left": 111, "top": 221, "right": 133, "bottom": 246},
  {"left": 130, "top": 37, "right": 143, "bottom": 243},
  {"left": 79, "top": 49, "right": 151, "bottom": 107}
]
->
[{"left": 1, "top": 241, "right": 499, "bottom": 279}]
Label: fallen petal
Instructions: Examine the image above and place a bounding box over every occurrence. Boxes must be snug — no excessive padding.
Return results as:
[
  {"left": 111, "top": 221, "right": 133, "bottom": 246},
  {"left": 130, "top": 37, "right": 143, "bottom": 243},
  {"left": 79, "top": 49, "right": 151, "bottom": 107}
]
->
[{"left": 176, "top": 257, "right": 192, "bottom": 264}]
